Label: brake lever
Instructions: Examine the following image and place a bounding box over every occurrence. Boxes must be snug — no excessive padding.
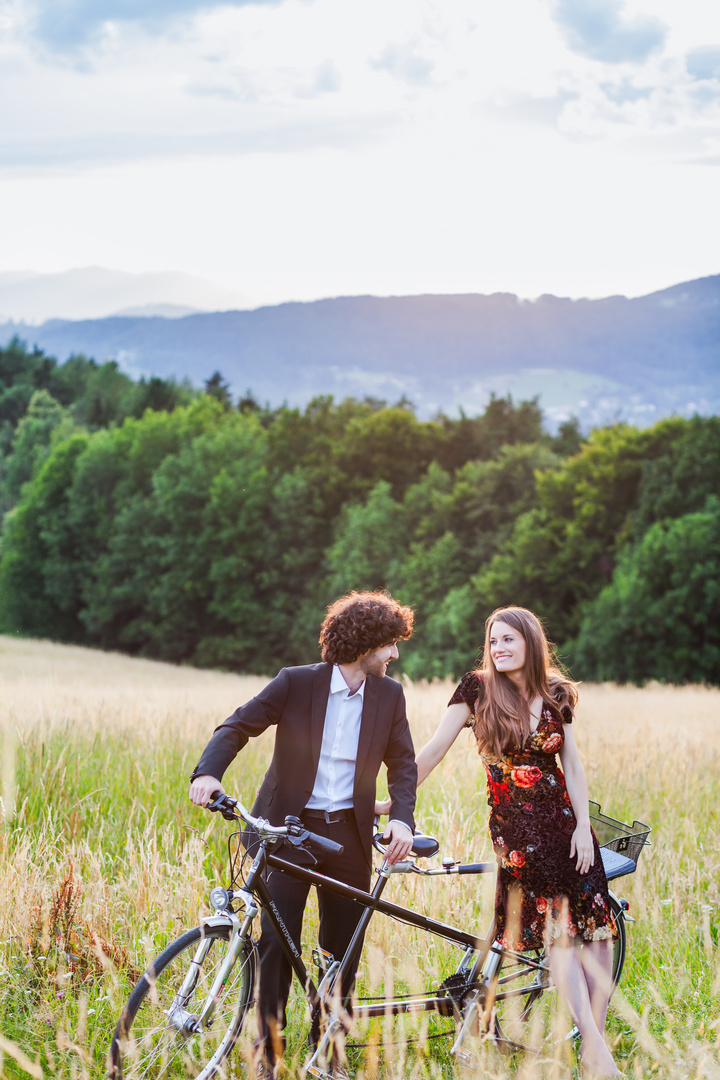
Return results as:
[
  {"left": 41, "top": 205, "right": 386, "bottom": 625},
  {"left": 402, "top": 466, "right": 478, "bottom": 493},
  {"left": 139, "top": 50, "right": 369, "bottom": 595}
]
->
[
  {"left": 286, "top": 825, "right": 311, "bottom": 847},
  {"left": 207, "top": 793, "right": 238, "bottom": 821},
  {"left": 285, "top": 816, "right": 312, "bottom": 847}
]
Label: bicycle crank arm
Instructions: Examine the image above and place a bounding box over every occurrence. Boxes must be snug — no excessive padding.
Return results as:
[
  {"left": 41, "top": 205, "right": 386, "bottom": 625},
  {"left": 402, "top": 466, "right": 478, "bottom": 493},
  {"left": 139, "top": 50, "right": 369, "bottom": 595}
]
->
[
  {"left": 450, "top": 989, "right": 482, "bottom": 1057},
  {"left": 305, "top": 1015, "right": 347, "bottom": 1079},
  {"left": 451, "top": 947, "right": 500, "bottom": 1057}
]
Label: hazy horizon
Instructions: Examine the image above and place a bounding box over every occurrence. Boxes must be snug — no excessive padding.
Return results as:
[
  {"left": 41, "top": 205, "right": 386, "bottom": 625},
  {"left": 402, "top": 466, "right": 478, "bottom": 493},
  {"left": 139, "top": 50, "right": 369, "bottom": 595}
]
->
[
  {"left": 1, "top": 263, "right": 716, "bottom": 326},
  {"left": 1, "top": 0, "right": 718, "bottom": 308}
]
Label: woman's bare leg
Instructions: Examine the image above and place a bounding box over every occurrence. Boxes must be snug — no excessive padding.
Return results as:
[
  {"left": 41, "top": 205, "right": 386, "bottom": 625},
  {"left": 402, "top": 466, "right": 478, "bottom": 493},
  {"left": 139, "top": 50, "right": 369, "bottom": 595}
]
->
[
  {"left": 580, "top": 939, "right": 614, "bottom": 1033},
  {"left": 549, "top": 943, "right": 620, "bottom": 1077}
]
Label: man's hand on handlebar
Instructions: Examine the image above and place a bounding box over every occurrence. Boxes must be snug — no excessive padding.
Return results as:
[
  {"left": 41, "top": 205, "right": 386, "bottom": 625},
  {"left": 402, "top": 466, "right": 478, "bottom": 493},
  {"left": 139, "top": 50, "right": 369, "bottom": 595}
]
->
[
  {"left": 190, "top": 774, "right": 224, "bottom": 806},
  {"left": 382, "top": 820, "right": 413, "bottom": 865}
]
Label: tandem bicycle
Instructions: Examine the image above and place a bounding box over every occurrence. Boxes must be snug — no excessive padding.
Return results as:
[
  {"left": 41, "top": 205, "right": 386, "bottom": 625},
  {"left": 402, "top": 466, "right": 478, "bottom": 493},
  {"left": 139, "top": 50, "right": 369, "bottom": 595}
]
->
[{"left": 109, "top": 794, "right": 650, "bottom": 1079}]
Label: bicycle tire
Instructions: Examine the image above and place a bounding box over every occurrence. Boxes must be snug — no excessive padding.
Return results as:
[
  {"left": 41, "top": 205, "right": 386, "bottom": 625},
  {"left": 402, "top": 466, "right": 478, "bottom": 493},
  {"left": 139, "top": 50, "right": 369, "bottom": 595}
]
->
[
  {"left": 489, "top": 893, "right": 626, "bottom": 1053},
  {"left": 109, "top": 925, "right": 256, "bottom": 1080}
]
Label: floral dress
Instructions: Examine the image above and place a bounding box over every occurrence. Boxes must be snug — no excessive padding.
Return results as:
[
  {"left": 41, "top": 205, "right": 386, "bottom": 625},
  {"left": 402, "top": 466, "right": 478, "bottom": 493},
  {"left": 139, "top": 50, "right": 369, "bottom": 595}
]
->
[{"left": 449, "top": 672, "right": 615, "bottom": 952}]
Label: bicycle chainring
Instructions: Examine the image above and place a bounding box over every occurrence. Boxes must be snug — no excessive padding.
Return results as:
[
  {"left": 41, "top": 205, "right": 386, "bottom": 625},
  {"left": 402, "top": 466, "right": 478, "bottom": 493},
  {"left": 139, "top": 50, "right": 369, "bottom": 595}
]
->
[{"left": 435, "top": 973, "right": 477, "bottom": 1017}]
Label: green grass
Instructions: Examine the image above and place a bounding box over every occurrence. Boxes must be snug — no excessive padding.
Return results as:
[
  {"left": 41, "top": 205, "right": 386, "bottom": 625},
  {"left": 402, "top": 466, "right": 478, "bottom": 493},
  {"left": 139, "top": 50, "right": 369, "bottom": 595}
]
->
[{"left": 0, "top": 637, "right": 717, "bottom": 1079}]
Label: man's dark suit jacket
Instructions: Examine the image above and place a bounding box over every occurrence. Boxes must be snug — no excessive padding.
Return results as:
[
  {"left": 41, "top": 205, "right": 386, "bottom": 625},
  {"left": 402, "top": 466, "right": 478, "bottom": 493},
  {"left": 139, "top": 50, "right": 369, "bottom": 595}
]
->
[{"left": 191, "top": 662, "right": 417, "bottom": 868}]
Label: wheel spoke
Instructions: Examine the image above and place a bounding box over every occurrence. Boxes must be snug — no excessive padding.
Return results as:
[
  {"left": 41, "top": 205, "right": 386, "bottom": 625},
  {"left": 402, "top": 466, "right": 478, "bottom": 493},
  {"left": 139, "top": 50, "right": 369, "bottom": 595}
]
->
[{"left": 110, "top": 927, "right": 256, "bottom": 1080}]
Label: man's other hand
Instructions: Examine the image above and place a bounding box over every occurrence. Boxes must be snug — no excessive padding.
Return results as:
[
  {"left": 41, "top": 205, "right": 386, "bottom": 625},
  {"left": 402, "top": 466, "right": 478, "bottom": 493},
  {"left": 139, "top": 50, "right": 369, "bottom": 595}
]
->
[
  {"left": 190, "top": 775, "right": 224, "bottom": 806},
  {"left": 382, "top": 820, "right": 413, "bottom": 865}
]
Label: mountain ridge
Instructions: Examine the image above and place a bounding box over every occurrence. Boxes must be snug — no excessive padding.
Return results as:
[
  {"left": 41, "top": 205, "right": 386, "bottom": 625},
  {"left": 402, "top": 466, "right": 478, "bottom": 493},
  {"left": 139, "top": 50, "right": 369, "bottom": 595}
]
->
[{"left": 2, "top": 274, "right": 718, "bottom": 427}]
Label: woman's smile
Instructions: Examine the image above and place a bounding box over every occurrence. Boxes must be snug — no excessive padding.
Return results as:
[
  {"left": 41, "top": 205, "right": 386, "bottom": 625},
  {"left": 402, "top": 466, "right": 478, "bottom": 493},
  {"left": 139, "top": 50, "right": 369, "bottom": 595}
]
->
[{"left": 489, "top": 620, "right": 527, "bottom": 674}]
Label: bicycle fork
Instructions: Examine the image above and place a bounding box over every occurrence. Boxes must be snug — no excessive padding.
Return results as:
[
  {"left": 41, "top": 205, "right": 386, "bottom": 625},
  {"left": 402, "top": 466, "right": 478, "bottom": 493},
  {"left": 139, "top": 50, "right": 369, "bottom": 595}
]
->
[{"left": 165, "top": 896, "right": 258, "bottom": 1036}]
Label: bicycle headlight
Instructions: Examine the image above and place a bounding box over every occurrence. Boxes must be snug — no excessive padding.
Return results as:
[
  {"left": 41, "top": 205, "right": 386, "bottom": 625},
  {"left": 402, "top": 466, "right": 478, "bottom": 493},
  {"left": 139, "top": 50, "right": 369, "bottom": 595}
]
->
[{"left": 209, "top": 886, "right": 230, "bottom": 910}]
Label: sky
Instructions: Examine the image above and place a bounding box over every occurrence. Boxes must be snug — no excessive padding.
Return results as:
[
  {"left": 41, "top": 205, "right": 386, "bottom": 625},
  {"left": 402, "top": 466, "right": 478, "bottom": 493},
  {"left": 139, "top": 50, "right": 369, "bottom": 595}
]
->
[{"left": 1, "top": 0, "right": 719, "bottom": 308}]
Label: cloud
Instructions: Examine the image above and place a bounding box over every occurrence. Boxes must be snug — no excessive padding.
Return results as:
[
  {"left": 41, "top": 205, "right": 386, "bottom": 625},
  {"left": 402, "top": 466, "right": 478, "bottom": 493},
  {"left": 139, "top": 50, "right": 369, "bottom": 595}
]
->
[
  {"left": 295, "top": 59, "right": 342, "bottom": 98},
  {"left": 552, "top": 0, "right": 667, "bottom": 64},
  {"left": 0, "top": 114, "right": 399, "bottom": 171},
  {"left": 686, "top": 46, "right": 720, "bottom": 82},
  {"left": 486, "top": 89, "right": 579, "bottom": 127},
  {"left": 600, "top": 81, "right": 652, "bottom": 105},
  {"left": 28, "top": 0, "right": 294, "bottom": 50},
  {"left": 369, "top": 43, "right": 435, "bottom": 87}
]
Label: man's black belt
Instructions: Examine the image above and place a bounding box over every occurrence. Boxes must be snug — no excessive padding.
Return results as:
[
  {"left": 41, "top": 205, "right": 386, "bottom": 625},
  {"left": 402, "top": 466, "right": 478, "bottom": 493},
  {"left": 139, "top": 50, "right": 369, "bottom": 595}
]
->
[{"left": 302, "top": 808, "right": 354, "bottom": 824}]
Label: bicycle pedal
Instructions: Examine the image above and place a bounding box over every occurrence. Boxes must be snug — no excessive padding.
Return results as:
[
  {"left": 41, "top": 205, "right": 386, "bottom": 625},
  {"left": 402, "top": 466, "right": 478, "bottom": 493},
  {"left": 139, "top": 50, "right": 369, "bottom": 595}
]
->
[
  {"left": 452, "top": 1047, "right": 479, "bottom": 1070},
  {"left": 312, "top": 947, "right": 334, "bottom": 973}
]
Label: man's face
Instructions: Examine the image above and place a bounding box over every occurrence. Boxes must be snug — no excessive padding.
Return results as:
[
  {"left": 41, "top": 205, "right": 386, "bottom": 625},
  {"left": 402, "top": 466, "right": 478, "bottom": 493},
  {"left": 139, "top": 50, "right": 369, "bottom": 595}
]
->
[{"left": 358, "top": 641, "right": 399, "bottom": 679}]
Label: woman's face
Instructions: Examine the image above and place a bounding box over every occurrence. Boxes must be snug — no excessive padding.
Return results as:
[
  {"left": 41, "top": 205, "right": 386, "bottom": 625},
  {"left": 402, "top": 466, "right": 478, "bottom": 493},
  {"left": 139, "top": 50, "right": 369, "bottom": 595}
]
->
[{"left": 489, "top": 620, "right": 527, "bottom": 675}]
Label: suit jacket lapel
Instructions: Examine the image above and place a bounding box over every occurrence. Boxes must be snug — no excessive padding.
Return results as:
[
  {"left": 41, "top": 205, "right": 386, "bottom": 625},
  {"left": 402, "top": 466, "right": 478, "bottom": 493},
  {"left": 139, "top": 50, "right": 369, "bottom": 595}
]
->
[
  {"left": 311, "top": 664, "right": 333, "bottom": 770},
  {"left": 355, "top": 675, "right": 379, "bottom": 783}
]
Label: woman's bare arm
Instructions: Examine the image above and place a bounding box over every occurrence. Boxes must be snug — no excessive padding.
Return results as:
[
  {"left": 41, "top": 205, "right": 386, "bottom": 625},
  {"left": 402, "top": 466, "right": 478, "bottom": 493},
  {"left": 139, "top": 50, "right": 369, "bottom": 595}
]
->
[
  {"left": 375, "top": 702, "right": 471, "bottom": 814},
  {"left": 558, "top": 724, "right": 594, "bottom": 874}
]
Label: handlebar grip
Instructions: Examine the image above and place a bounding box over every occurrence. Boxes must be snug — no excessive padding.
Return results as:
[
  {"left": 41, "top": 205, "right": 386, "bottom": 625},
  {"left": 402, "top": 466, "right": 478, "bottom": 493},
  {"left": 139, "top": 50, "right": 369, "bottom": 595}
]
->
[
  {"left": 458, "top": 862, "right": 496, "bottom": 874},
  {"left": 306, "top": 830, "right": 344, "bottom": 857},
  {"left": 206, "top": 792, "right": 238, "bottom": 821}
]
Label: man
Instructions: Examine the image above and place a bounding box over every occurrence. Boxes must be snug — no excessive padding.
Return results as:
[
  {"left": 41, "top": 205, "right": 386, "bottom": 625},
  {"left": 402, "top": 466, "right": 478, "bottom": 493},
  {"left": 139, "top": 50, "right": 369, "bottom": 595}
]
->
[{"left": 189, "top": 591, "right": 417, "bottom": 1073}]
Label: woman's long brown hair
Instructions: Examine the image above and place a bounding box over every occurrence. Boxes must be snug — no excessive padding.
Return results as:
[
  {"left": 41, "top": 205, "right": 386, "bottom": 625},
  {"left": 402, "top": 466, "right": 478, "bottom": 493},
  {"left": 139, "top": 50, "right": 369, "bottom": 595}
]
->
[{"left": 473, "top": 607, "right": 578, "bottom": 758}]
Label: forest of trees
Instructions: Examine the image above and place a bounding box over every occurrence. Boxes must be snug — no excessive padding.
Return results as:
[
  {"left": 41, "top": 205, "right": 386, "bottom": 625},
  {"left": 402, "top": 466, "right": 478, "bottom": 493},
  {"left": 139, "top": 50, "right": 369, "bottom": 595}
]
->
[{"left": 0, "top": 337, "right": 718, "bottom": 685}]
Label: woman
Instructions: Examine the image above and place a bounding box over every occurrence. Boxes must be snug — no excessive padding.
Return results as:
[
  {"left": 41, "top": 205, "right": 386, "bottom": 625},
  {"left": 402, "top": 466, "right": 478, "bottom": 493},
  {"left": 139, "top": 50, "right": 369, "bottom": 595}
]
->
[{"left": 378, "top": 606, "right": 620, "bottom": 1077}]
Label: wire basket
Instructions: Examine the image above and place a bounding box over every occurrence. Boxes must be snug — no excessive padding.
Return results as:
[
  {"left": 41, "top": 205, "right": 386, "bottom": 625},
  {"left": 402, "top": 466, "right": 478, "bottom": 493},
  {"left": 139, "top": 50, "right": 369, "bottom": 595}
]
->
[{"left": 589, "top": 800, "right": 651, "bottom": 871}]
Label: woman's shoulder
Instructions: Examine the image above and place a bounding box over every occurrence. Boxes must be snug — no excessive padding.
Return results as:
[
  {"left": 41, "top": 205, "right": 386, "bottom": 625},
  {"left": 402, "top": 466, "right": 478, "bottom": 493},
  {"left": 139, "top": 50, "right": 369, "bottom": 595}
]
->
[
  {"left": 546, "top": 673, "right": 577, "bottom": 724},
  {"left": 448, "top": 670, "right": 485, "bottom": 711}
]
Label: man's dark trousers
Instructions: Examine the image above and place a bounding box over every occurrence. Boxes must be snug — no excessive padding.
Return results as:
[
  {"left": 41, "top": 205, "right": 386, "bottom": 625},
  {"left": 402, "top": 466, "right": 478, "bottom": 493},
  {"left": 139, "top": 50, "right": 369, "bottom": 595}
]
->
[
  {"left": 190, "top": 663, "right": 416, "bottom": 1064},
  {"left": 258, "top": 814, "right": 370, "bottom": 1062}
]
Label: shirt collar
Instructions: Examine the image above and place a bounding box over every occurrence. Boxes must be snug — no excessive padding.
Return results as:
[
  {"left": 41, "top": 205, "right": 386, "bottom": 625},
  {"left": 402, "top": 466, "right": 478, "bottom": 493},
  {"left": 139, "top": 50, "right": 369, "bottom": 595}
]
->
[{"left": 331, "top": 664, "right": 366, "bottom": 699}]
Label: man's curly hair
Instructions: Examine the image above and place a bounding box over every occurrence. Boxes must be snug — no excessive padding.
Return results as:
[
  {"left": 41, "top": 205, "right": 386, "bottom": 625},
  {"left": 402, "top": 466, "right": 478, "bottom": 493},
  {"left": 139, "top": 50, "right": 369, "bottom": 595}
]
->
[{"left": 319, "top": 591, "right": 414, "bottom": 665}]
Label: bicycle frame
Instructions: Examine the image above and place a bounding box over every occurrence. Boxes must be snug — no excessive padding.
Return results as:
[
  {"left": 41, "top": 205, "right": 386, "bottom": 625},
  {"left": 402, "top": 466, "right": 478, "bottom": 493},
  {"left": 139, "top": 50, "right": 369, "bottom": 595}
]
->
[
  {"left": 193, "top": 794, "right": 645, "bottom": 1077},
  {"left": 263, "top": 846, "right": 491, "bottom": 988},
  {"left": 222, "top": 835, "right": 497, "bottom": 1075}
]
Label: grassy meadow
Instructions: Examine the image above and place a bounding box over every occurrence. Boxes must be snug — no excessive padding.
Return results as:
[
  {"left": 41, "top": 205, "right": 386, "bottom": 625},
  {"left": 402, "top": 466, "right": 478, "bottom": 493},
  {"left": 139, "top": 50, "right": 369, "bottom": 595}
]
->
[{"left": 0, "top": 636, "right": 718, "bottom": 1080}]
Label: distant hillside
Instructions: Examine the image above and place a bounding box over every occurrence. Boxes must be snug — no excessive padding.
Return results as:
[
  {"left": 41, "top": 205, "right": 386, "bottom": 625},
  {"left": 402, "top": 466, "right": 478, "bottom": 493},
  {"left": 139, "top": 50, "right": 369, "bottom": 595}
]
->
[
  {"left": 0, "top": 267, "right": 246, "bottom": 322},
  {"left": 2, "top": 275, "right": 718, "bottom": 426}
]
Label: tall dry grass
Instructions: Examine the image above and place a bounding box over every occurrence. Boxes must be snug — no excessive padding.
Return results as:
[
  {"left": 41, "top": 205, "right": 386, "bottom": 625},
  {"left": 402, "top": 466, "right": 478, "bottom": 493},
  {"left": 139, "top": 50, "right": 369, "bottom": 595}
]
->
[{"left": 0, "top": 636, "right": 718, "bottom": 1079}]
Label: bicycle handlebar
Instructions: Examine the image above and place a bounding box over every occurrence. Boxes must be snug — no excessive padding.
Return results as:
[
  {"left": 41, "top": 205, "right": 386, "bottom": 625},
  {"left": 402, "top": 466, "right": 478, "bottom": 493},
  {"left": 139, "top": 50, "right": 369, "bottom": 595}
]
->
[
  {"left": 303, "top": 831, "right": 344, "bottom": 857},
  {"left": 205, "top": 793, "right": 345, "bottom": 857}
]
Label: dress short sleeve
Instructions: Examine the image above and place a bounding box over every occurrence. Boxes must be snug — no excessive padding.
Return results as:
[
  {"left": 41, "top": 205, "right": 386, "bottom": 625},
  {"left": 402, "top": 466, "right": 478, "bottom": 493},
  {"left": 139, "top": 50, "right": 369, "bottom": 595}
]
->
[{"left": 448, "top": 672, "right": 483, "bottom": 726}]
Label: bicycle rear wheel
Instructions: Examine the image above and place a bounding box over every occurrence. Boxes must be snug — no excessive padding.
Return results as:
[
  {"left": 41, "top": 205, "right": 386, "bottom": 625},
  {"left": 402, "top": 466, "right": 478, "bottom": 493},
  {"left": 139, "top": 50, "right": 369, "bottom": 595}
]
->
[
  {"left": 109, "top": 925, "right": 256, "bottom": 1080},
  {"left": 489, "top": 894, "right": 626, "bottom": 1053}
]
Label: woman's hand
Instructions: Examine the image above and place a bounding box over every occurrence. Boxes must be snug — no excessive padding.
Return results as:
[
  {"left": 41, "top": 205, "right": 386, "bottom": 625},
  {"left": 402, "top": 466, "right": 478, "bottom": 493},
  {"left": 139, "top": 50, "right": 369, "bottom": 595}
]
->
[
  {"left": 375, "top": 797, "right": 391, "bottom": 816},
  {"left": 569, "top": 821, "right": 595, "bottom": 874}
]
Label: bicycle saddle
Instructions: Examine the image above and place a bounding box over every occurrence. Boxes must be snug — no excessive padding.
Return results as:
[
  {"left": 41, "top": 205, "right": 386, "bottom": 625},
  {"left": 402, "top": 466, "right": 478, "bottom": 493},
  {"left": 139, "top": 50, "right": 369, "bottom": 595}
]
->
[
  {"left": 411, "top": 834, "right": 440, "bottom": 858},
  {"left": 373, "top": 831, "right": 440, "bottom": 859}
]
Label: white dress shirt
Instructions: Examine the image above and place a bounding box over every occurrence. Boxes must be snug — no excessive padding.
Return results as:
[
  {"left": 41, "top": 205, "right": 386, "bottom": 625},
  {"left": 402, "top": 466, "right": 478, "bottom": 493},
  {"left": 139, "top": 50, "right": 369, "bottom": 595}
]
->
[{"left": 305, "top": 665, "right": 364, "bottom": 811}]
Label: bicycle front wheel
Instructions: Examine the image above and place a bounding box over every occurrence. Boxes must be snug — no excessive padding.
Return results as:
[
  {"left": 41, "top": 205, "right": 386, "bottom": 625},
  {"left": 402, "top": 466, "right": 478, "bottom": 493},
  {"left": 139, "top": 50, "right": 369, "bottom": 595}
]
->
[
  {"left": 109, "top": 925, "right": 256, "bottom": 1080},
  {"left": 490, "top": 894, "right": 627, "bottom": 1053}
]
